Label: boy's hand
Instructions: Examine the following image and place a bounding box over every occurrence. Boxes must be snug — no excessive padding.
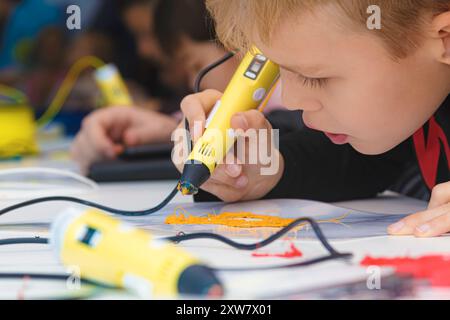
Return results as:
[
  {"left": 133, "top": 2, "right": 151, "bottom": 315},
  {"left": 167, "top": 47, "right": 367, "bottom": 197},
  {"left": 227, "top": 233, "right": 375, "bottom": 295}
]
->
[
  {"left": 71, "top": 106, "right": 178, "bottom": 174},
  {"left": 173, "top": 89, "right": 284, "bottom": 202},
  {"left": 388, "top": 181, "right": 450, "bottom": 237}
]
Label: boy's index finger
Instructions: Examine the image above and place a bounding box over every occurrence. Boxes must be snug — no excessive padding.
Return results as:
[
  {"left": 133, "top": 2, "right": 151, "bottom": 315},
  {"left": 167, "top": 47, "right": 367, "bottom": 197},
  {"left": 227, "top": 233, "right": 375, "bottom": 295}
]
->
[
  {"left": 181, "top": 96, "right": 206, "bottom": 131},
  {"left": 181, "top": 90, "right": 223, "bottom": 141},
  {"left": 198, "top": 89, "right": 223, "bottom": 111},
  {"left": 182, "top": 90, "right": 222, "bottom": 116}
]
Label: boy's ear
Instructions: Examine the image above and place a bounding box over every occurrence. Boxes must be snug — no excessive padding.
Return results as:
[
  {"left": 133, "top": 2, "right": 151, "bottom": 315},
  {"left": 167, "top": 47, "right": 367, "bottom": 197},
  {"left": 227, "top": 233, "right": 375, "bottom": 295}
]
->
[{"left": 431, "top": 11, "right": 450, "bottom": 65}]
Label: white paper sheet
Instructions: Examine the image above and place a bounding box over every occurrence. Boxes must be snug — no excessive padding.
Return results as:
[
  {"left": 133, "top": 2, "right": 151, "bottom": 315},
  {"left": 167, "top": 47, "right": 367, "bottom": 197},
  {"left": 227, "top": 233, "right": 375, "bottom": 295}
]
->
[{"left": 121, "top": 199, "right": 407, "bottom": 241}]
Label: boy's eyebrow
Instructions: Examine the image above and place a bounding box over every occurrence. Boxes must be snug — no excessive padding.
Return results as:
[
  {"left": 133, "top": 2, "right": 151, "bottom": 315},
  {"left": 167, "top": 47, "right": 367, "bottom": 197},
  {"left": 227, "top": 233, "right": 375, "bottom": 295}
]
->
[{"left": 275, "top": 62, "right": 325, "bottom": 75}]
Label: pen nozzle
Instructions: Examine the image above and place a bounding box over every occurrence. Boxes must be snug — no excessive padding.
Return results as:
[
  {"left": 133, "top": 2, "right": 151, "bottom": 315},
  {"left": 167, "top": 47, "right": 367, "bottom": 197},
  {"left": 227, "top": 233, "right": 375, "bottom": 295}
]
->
[
  {"left": 177, "top": 181, "right": 199, "bottom": 196},
  {"left": 178, "top": 161, "right": 211, "bottom": 196}
]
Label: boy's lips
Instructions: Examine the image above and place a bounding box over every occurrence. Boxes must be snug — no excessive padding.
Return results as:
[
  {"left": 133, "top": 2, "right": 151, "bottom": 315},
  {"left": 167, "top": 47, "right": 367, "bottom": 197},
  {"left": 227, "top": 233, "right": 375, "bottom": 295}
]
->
[
  {"left": 323, "top": 132, "right": 349, "bottom": 145},
  {"left": 304, "top": 121, "right": 348, "bottom": 145}
]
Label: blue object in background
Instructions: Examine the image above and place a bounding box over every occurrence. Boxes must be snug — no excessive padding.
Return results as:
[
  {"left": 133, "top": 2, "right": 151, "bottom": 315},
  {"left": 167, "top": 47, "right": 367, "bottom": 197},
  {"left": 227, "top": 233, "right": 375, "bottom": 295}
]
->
[
  {"left": 0, "top": 0, "right": 64, "bottom": 69},
  {"left": 35, "top": 108, "right": 89, "bottom": 136},
  {"left": 54, "top": 110, "right": 89, "bottom": 136}
]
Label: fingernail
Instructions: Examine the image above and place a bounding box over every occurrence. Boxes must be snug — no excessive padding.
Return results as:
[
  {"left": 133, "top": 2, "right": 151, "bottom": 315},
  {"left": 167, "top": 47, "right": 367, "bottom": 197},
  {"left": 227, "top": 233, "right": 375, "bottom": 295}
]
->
[
  {"left": 191, "top": 128, "right": 198, "bottom": 141},
  {"left": 192, "top": 121, "right": 203, "bottom": 141},
  {"left": 388, "top": 221, "right": 405, "bottom": 233},
  {"left": 416, "top": 224, "right": 431, "bottom": 234},
  {"left": 235, "top": 175, "right": 248, "bottom": 189},
  {"left": 226, "top": 164, "right": 240, "bottom": 176}
]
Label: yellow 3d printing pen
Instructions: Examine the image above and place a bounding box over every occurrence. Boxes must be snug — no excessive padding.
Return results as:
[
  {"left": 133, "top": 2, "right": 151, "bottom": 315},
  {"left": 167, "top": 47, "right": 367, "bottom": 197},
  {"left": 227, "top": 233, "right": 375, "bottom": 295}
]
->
[
  {"left": 0, "top": 84, "right": 38, "bottom": 158},
  {"left": 50, "top": 208, "right": 223, "bottom": 297},
  {"left": 178, "top": 48, "right": 280, "bottom": 195},
  {"left": 94, "top": 64, "right": 133, "bottom": 106}
]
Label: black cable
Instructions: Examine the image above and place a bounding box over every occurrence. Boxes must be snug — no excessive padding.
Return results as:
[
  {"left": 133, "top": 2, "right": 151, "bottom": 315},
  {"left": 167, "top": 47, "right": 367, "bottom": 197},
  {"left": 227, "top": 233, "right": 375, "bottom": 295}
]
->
[
  {"left": 165, "top": 217, "right": 339, "bottom": 253},
  {"left": 215, "top": 253, "right": 353, "bottom": 272},
  {"left": 184, "top": 117, "right": 192, "bottom": 155},
  {"left": 165, "top": 217, "right": 353, "bottom": 271},
  {"left": 0, "top": 52, "right": 236, "bottom": 219},
  {"left": 1, "top": 218, "right": 341, "bottom": 253},
  {"left": 0, "top": 272, "right": 89, "bottom": 283},
  {"left": 194, "top": 51, "right": 235, "bottom": 93},
  {"left": 0, "top": 216, "right": 352, "bottom": 272},
  {"left": 0, "top": 186, "right": 178, "bottom": 217},
  {"left": 0, "top": 237, "right": 48, "bottom": 245}
]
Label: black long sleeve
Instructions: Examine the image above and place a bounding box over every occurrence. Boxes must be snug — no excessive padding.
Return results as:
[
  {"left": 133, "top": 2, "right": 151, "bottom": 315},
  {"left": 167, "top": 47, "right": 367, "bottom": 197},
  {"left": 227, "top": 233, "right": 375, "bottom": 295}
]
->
[
  {"left": 264, "top": 129, "right": 415, "bottom": 202},
  {"left": 195, "top": 128, "right": 415, "bottom": 203}
]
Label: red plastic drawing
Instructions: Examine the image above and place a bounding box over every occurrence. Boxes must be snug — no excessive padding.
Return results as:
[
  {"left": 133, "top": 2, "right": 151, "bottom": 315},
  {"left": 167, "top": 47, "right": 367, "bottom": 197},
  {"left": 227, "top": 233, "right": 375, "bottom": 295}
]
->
[
  {"left": 361, "top": 255, "right": 450, "bottom": 287},
  {"left": 252, "top": 243, "right": 303, "bottom": 259}
]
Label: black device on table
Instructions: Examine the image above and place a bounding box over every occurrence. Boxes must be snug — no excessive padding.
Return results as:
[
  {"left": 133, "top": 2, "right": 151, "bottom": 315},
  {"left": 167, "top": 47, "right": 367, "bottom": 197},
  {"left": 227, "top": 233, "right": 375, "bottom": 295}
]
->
[{"left": 88, "top": 143, "right": 180, "bottom": 182}]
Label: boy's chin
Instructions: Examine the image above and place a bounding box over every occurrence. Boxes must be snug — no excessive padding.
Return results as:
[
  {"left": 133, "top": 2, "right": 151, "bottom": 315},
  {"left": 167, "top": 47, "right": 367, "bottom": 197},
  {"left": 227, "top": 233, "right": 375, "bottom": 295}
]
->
[{"left": 349, "top": 141, "right": 396, "bottom": 156}]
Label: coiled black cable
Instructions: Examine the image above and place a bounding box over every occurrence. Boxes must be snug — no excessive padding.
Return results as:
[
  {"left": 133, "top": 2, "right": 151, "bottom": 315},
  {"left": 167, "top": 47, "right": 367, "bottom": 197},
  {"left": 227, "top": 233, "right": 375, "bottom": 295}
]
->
[
  {"left": 0, "top": 52, "right": 236, "bottom": 219},
  {"left": 0, "top": 186, "right": 178, "bottom": 218},
  {"left": 0, "top": 216, "right": 352, "bottom": 272}
]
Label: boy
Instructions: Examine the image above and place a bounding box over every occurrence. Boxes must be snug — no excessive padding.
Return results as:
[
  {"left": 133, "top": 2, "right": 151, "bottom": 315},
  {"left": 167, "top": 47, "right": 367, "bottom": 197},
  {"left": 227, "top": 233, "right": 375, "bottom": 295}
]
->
[{"left": 177, "top": 0, "right": 450, "bottom": 237}]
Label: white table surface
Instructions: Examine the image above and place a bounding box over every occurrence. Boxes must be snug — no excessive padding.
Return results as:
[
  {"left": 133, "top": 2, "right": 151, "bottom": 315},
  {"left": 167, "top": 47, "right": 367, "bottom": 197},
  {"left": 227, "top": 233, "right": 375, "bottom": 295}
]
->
[{"left": 0, "top": 151, "right": 448, "bottom": 299}]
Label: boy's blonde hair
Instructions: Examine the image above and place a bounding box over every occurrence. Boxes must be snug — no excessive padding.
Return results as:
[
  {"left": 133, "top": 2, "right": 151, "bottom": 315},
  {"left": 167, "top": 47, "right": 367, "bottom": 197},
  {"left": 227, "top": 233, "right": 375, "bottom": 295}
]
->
[{"left": 206, "top": 0, "right": 450, "bottom": 59}]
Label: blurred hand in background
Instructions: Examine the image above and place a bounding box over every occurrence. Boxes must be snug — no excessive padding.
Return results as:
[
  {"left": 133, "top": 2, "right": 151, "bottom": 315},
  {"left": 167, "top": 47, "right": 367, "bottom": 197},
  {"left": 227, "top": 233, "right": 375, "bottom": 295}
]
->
[{"left": 70, "top": 106, "right": 178, "bottom": 173}]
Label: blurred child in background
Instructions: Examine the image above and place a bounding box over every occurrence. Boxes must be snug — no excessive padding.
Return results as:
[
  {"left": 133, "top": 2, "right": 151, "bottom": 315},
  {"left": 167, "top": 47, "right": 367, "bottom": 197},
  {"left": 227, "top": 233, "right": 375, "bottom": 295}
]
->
[{"left": 0, "top": 0, "right": 64, "bottom": 87}]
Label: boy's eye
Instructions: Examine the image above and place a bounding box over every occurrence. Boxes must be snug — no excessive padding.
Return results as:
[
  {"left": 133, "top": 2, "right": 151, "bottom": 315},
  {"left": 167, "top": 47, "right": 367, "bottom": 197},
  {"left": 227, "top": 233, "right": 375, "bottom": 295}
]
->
[{"left": 297, "top": 74, "right": 328, "bottom": 89}]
